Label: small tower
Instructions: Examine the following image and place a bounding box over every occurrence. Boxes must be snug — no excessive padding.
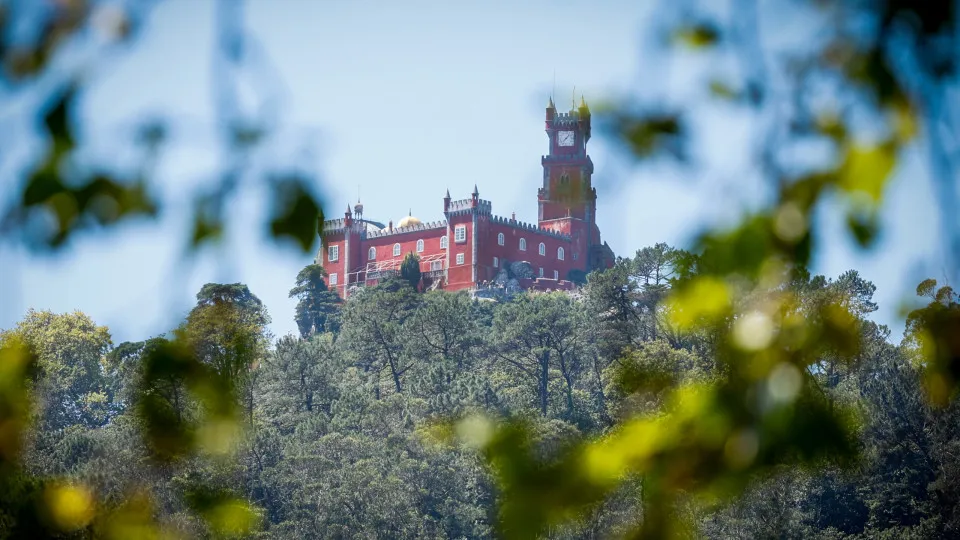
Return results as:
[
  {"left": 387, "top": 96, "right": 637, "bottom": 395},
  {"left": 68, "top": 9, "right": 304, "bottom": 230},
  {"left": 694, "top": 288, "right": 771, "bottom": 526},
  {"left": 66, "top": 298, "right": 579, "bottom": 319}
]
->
[
  {"left": 353, "top": 198, "right": 364, "bottom": 221},
  {"left": 443, "top": 188, "right": 451, "bottom": 212},
  {"left": 344, "top": 204, "right": 353, "bottom": 225},
  {"left": 546, "top": 95, "right": 556, "bottom": 122},
  {"left": 578, "top": 96, "right": 591, "bottom": 142}
]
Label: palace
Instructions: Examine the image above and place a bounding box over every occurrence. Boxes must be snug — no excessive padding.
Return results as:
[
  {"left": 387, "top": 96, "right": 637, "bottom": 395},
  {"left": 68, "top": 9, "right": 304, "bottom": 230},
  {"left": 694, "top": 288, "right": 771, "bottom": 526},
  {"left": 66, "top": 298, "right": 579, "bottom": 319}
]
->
[{"left": 317, "top": 96, "right": 615, "bottom": 297}]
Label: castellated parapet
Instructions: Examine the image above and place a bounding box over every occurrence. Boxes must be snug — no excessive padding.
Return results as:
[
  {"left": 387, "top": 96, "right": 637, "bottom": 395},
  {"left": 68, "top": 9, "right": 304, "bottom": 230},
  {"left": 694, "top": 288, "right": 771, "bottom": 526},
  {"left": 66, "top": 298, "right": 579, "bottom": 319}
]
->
[{"left": 365, "top": 220, "right": 447, "bottom": 239}]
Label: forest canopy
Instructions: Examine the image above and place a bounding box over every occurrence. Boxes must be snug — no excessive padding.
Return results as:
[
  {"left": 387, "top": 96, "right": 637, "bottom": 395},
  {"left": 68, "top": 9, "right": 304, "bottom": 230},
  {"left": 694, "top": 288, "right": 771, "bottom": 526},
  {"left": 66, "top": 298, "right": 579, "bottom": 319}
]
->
[{"left": 2, "top": 259, "right": 959, "bottom": 538}]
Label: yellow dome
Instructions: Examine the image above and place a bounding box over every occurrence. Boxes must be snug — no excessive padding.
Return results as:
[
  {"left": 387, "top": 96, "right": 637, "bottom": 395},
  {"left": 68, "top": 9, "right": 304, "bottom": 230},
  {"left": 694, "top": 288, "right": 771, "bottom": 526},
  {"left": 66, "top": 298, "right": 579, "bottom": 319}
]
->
[{"left": 397, "top": 215, "right": 421, "bottom": 228}]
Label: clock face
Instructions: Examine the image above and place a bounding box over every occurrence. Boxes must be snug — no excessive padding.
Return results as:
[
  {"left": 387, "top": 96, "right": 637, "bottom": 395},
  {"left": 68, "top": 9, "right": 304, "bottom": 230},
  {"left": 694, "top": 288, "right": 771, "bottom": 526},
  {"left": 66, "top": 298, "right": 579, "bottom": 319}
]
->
[{"left": 558, "top": 130, "right": 575, "bottom": 147}]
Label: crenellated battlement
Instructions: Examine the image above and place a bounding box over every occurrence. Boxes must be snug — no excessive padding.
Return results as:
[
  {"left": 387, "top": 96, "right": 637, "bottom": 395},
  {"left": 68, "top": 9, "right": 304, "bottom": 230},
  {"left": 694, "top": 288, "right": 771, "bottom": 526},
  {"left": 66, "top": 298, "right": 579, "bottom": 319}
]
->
[
  {"left": 365, "top": 220, "right": 447, "bottom": 239},
  {"left": 491, "top": 214, "right": 571, "bottom": 240},
  {"left": 446, "top": 198, "right": 492, "bottom": 216},
  {"left": 321, "top": 218, "right": 347, "bottom": 235},
  {"left": 550, "top": 110, "right": 586, "bottom": 125}
]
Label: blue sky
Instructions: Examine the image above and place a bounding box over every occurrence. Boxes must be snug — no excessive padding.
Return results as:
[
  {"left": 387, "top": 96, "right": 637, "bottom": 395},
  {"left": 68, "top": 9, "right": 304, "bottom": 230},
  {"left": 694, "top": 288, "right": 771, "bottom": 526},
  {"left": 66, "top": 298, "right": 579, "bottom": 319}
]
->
[{"left": 0, "top": 0, "right": 943, "bottom": 342}]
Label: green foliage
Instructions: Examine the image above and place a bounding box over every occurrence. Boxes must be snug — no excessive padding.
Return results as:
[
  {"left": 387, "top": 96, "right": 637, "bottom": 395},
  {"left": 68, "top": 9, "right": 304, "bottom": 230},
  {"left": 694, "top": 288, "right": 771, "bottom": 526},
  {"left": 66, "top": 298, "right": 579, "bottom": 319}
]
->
[
  {"left": 903, "top": 280, "right": 960, "bottom": 405},
  {"left": 0, "top": 310, "right": 114, "bottom": 430},
  {"left": 400, "top": 252, "right": 422, "bottom": 291},
  {"left": 0, "top": 5, "right": 324, "bottom": 255},
  {"left": 3, "top": 267, "right": 960, "bottom": 538},
  {"left": 1, "top": 88, "right": 160, "bottom": 250},
  {"left": 288, "top": 264, "right": 341, "bottom": 338}
]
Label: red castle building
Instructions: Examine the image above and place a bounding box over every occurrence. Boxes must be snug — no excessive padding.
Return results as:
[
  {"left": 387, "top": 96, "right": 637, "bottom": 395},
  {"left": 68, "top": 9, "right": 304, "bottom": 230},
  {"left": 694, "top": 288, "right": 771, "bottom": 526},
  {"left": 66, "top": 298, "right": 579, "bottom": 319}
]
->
[{"left": 318, "top": 96, "right": 615, "bottom": 297}]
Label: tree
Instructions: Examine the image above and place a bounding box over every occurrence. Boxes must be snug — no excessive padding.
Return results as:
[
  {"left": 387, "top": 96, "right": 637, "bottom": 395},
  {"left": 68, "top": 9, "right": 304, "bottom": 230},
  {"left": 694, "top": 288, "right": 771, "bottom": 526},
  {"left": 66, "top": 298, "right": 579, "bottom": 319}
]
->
[
  {"left": 181, "top": 283, "right": 272, "bottom": 417},
  {"left": 491, "top": 293, "right": 590, "bottom": 420},
  {"left": 584, "top": 257, "right": 641, "bottom": 360},
  {"left": 0, "top": 310, "right": 113, "bottom": 431},
  {"left": 400, "top": 253, "right": 422, "bottom": 291},
  {"left": 405, "top": 291, "right": 485, "bottom": 413},
  {"left": 338, "top": 282, "right": 420, "bottom": 396},
  {"left": 256, "top": 334, "right": 340, "bottom": 433},
  {"left": 904, "top": 279, "right": 960, "bottom": 405},
  {"left": 288, "top": 264, "right": 341, "bottom": 338}
]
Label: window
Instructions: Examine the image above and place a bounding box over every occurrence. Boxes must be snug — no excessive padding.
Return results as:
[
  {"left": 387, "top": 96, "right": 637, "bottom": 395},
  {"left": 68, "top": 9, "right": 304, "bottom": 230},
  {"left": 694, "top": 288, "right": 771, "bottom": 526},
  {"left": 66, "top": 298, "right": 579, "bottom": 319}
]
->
[
  {"left": 393, "top": 243, "right": 401, "bottom": 257},
  {"left": 539, "top": 267, "right": 544, "bottom": 277},
  {"left": 430, "top": 260, "right": 443, "bottom": 271},
  {"left": 368, "top": 247, "right": 376, "bottom": 260},
  {"left": 328, "top": 245, "right": 339, "bottom": 262},
  {"left": 538, "top": 242, "right": 546, "bottom": 256},
  {"left": 456, "top": 253, "right": 465, "bottom": 265},
  {"left": 416, "top": 239, "right": 424, "bottom": 253},
  {"left": 493, "top": 256, "right": 499, "bottom": 268},
  {"left": 553, "top": 270, "right": 559, "bottom": 280},
  {"left": 557, "top": 247, "right": 565, "bottom": 260},
  {"left": 454, "top": 225, "right": 467, "bottom": 243},
  {"left": 519, "top": 238, "right": 527, "bottom": 251},
  {"left": 329, "top": 273, "right": 338, "bottom": 285},
  {"left": 497, "top": 233, "right": 505, "bottom": 246},
  {"left": 440, "top": 235, "right": 448, "bottom": 249}
]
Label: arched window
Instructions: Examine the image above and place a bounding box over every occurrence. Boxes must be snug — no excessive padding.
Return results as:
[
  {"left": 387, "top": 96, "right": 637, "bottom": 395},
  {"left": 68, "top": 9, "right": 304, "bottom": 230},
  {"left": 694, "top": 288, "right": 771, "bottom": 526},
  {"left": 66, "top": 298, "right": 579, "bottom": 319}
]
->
[
  {"left": 440, "top": 235, "right": 448, "bottom": 249},
  {"left": 557, "top": 247, "right": 565, "bottom": 260},
  {"left": 368, "top": 247, "right": 376, "bottom": 260},
  {"left": 519, "top": 238, "right": 527, "bottom": 251},
  {"left": 416, "top": 239, "right": 424, "bottom": 253},
  {"left": 493, "top": 256, "right": 499, "bottom": 268},
  {"left": 393, "top": 243, "right": 401, "bottom": 257},
  {"left": 498, "top": 233, "right": 505, "bottom": 246},
  {"left": 538, "top": 242, "right": 546, "bottom": 256}
]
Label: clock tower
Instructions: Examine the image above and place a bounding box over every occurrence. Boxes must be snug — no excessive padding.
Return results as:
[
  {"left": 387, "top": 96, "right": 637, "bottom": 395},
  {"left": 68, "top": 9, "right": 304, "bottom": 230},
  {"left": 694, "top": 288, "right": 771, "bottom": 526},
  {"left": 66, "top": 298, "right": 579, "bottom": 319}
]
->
[{"left": 538, "top": 96, "right": 594, "bottom": 224}]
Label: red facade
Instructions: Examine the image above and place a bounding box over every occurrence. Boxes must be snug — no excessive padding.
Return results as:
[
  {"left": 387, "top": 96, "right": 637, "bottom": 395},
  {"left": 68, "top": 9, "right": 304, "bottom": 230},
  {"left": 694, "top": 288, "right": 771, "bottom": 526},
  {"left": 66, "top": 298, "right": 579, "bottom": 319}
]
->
[{"left": 318, "top": 97, "right": 615, "bottom": 297}]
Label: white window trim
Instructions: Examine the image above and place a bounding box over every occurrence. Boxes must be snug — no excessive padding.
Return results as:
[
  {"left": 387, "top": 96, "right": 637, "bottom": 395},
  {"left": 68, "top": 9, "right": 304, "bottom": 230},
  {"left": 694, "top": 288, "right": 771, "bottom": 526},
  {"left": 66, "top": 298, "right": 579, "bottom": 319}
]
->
[
  {"left": 557, "top": 247, "right": 565, "bottom": 260},
  {"left": 454, "top": 225, "right": 467, "bottom": 243},
  {"left": 456, "top": 253, "right": 465, "bottom": 265},
  {"left": 440, "top": 235, "right": 448, "bottom": 249},
  {"left": 416, "top": 239, "right": 424, "bottom": 253},
  {"left": 519, "top": 238, "right": 527, "bottom": 251},
  {"left": 393, "top": 243, "right": 401, "bottom": 257},
  {"left": 328, "top": 245, "right": 339, "bottom": 262},
  {"left": 497, "top": 233, "right": 504, "bottom": 246},
  {"left": 430, "top": 260, "right": 443, "bottom": 271},
  {"left": 493, "top": 256, "right": 499, "bottom": 268},
  {"left": 329, "top": 273, "right": 338, "bottom": 285},
  {"left": 539, "top": 267, "right": 544, "bottom": 277},
  {"left": 553, "top": 270, "right": 559, "bottom": 280},
  {"left": 368, "top": 247, "right": 376, "bottom": 260},
  {"left": 538, "top": 242, "right": 546, "bottom": 256}
]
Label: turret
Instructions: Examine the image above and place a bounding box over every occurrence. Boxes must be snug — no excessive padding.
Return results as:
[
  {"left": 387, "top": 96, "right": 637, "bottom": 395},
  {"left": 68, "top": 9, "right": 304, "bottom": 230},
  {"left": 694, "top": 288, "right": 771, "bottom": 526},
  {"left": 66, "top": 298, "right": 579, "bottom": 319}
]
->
[
  {"left": 472, "top": 184, "right": 479, "bottom": 206},
  {"left": 546, "top": 95, "right": 556, "bottom": 121},
  {"left": 578, "top": 95, "right": 591, "bottom": 142},
  {"left": 443, "top": 188, "right": 451, "bottom": 211}
]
